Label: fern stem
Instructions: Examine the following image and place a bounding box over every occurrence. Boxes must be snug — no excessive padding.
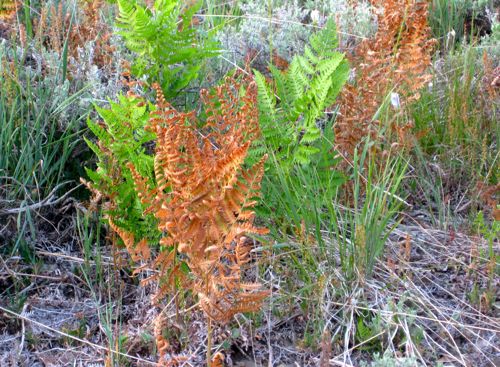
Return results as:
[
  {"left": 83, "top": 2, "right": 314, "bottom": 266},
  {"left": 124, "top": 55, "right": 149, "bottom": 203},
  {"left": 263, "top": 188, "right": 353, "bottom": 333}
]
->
[{"left": 206, "top": 316, "right": 212, "bottom": 366}]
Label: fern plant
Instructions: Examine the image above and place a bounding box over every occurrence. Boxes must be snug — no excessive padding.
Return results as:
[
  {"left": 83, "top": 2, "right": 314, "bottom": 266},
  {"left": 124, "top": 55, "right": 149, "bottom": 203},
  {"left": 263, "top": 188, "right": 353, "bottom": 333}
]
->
[
  {"left": 0, "top": 0, "right": 17, "bottom": 20},
  {"left": 83, "top": 76, "right": 268, "bottom": 364},
  {"left": 82, "top": 93, "right": 160, "bottom": 257},
  {"left": 335, "top": 0, "right": 435, "bottom": 159},
  {"left": 252, "top": 18, "right": 349, "bottom": 170},
  {"left": 117, "top": 77, "right": 267, "bottom": 364},
  {"left": 116, "top": 0, "right": 219, "bottom": 99},
  {"left": 250, "top": 19, "right": 348, "bottom": 226}
]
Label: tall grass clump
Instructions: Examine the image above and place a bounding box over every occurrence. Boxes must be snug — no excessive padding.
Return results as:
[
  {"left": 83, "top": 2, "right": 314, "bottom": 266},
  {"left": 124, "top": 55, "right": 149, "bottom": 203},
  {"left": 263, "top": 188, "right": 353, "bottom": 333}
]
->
[
  {"left": 412, "top": 46, "right": 497, "bottom": 177},
  {"left": 258, "top": 137, "right": 407, "bottom": 349},
  {"left": 0, "top": 47, "right": 84, "bottom": 209},
  {"left": 429, "top": 0, "right": 493, "bottom": 50},
  {"left": 261, "top": 142, "right": 407, "bottom": 276},
  {"left": 413, "top": 55, "right": 496, "bottom": 234},
  {"left": 0, "top": 26, "right": 92, "bottom": 260},
  {"left": 334, "top": 146, "right": 407, "bottom": 281},
  {"left": 409, "top": 43, "right": 498, "bottom": 229},
  {"left": 429, "top": 0, "right": 474, "bottom": 48}
]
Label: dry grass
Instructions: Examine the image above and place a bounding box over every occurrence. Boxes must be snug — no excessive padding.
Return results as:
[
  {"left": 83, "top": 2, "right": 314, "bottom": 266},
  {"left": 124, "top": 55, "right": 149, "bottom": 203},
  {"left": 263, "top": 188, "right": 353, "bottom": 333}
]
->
[
  {"left": 1, "top": 202, "right": 498, "bottom": 366},
  {"left": 32, "top": 0, "right": 115, "bottom": 74}
]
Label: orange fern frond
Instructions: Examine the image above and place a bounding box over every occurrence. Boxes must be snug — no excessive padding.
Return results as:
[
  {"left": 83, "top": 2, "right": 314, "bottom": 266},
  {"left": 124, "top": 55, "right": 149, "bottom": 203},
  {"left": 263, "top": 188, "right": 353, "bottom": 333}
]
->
[
  {"left": 210, "top": 352, "right": 225, "bottom": 367},
  {"left": 108, "top": 219, "right": 150, "bottom": 262},
  {"left": 154, "top": 313, "right": 170, "bottom": 361},
  {"left": 153, "top": 313, "right": 190, "bottom": 366},
  {"left": 128, "top": 75, "right": 268, "bottom": 324},
  {"left": 336, "top": 0, "right": 436, "bottom": 158},
  {"left": 0, "top": 0, "right": 18, "bottom": 21}
]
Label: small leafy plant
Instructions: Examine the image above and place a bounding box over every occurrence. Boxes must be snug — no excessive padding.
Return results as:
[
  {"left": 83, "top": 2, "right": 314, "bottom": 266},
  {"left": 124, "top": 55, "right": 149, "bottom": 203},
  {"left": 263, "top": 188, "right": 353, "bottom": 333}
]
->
[
  {"left": 252, "top": 18, "right": 349, "bottom": 169},
  {"left": 116, "top": 0, "right": 219, "bottom": 99},
  {"left": 84, "top": 75, "right": 269, "bottom": 365},
  {"left": 82, "top": 93, "right": 160, "bottom": 256}
]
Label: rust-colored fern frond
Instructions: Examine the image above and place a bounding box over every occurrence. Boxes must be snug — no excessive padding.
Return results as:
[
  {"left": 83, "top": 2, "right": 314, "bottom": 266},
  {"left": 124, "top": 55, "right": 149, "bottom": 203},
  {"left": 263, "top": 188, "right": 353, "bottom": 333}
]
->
[
  {"left": 210, "top": 352, "right": 225, "bottom": 367},
  {"left": 335, "top": 0, "right": 436, "bottom": 158},
  {"left": 153, "top": 313, "right": 189, "bottom": 367},
  {"left": 0, "top": 0, "right": 18, "bottom": 21},
  {"left": 154, "top": 313, "right": 170, "bottom": 363},
  {"left": 108, "top": 219, "right": 151, "bottom": 262},
  {"left": 74, "top": 0, "right": 116, "bottom": 68},
  {"left": 129, "top": 75, "right": 269, "bottom": 323},
  {"left": 31, "top": 0, "right": 115, "bottom": 72}
]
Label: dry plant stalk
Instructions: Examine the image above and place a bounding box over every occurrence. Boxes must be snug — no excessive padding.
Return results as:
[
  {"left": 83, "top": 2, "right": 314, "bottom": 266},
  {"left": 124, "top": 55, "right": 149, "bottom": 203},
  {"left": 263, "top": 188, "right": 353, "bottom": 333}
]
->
[
  {"left": 33, "top": 0, "right": 115, "bottom": 70},
  {"left": 32, "top": 1, "right": 67, "bottom": 54},
  {"left": 479, "top": 52, "right": 500, "bottom": 134},
  {"left": 319, "top": 330, "right": 332, "bottom": 367},
  {"left": 335, "top": 0, "right": 436, "bottom": 158}
]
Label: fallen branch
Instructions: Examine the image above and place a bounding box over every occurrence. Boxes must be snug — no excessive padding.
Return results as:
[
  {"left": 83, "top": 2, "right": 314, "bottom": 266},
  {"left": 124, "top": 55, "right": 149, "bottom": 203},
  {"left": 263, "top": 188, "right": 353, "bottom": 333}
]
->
[{"left": 0, "top": 182, "right": 81, "bottom": 215}]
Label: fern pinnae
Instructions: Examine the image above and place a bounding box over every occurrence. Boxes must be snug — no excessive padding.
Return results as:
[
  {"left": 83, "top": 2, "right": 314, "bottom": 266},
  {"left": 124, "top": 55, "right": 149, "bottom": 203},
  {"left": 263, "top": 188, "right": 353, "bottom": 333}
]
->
[
  {"left": 116, "top": 0, "right": 219, "bottom": 98},
  {"left": 0, "top": 0, "right": 17, "bottom": 20},
  {"left": 250, "top": 17, "right": 350, "bottom": 216}
]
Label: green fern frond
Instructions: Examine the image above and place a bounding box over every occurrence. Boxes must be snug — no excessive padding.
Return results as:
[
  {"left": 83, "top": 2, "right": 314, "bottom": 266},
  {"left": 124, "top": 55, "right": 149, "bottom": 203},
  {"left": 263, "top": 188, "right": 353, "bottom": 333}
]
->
[
  {"left": 254, "top": 71, "right": 276, "bottom": 122},
  {"left": 116, "top": 0, "right": 219, "bottom": 99},
  {"left": 83, "top": 94, "right": 159, "bottom": 247},
  {"left": 253, "top": 17, "right": 349, "bottom": 170}
]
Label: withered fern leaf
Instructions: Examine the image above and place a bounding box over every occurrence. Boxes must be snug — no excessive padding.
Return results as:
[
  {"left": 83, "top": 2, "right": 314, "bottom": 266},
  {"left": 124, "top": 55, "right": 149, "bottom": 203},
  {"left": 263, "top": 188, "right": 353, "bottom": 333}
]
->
[
  {"left": 124, "top": 76, "right": 269, "bottom": 323},
  {"left": 0, "top": 0, "right": 17, "bottom": 20},
  {"left": 336, "top": 0, "right": 436, "bottom": 159}
]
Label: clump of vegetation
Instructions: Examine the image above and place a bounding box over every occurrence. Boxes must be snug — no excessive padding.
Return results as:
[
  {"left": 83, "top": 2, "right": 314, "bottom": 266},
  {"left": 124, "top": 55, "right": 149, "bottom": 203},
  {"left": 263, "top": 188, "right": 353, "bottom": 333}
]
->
[
  {"left": 84, "top": 74, "right": 269, "bottom": 364},
  {"left": 336, "top": 0, "right": 436, "bottom": 159},
  {"left": 252, "top": 18, "right": 349, "bottom": 168},
  {"left": 81, "top": 92, "right": 160, "bottom": 253},
  {"left": 116, "top": 0, "right": 219, "bottom": 99},
  {"left": 0, "top": 1, "right": 498, "bottom": 366}
]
